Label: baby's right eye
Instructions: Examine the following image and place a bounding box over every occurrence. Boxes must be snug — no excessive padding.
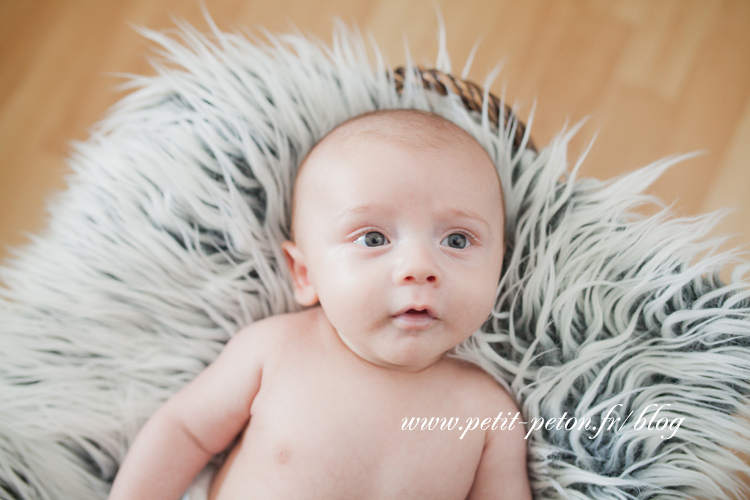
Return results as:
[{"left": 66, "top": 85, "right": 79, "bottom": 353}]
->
[{"left": 354, "top": 231, "right": 389, "bottom": 247}]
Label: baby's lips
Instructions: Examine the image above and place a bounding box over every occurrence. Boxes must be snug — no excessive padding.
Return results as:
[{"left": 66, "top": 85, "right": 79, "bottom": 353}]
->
[
  {"left": 393, "top": 305, "right": 438, "bottom": 319},
  {"left": 391, "top": 306, "right": 438, "bottom": 330}
]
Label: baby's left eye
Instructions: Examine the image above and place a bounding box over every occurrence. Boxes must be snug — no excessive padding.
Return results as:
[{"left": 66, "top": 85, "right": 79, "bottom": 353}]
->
[{"left": 441, "top": 233, "right": 471, "bottom": 249}]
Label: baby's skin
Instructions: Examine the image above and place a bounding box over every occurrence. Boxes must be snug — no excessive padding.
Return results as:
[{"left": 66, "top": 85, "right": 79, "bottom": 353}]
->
[{"left": 109, "top": 109, "right": 532, "bottom": 499}]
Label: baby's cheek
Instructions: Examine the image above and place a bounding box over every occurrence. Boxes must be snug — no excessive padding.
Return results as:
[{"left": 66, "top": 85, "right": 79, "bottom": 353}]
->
[
  {"left": 322, "top": 276, "right": 375, "bottom": 325},
  {"left": 467, "top": 279, "right": 499, "bottom": 321}
]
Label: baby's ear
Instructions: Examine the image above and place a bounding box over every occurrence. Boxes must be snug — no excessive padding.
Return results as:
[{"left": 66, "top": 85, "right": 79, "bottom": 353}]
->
[{"left": 281, "top": 241, "right": 319, "bottom": 306}]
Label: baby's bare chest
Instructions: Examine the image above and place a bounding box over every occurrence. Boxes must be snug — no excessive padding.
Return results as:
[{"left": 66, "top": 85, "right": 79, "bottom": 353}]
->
[{"left": 216, "top": 353, "right": 489, "bottom": 499}]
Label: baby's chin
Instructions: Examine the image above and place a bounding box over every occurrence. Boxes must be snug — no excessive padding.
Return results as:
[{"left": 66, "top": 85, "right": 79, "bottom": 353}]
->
[{"left": 369, "top": 338, "right": 461, "bottom": 372}]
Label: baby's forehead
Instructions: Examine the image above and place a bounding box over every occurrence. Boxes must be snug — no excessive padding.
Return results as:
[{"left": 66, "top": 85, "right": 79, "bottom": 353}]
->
[{"left": 304, "top": 126, "right": 495, "bottom": 197}]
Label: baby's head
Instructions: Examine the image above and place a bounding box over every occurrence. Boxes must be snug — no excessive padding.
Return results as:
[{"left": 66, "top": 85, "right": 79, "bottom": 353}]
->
[{"left": 282, "top": 109, "right": 506, "bottom": 371}]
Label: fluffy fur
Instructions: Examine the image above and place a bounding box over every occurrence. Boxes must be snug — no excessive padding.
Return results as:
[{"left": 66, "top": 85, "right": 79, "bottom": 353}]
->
[{"left": 1, "top": 16, "right": 749, "bottom": 500}]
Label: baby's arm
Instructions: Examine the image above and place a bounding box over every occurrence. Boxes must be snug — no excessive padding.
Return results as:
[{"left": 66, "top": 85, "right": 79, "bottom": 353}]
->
[
  {"left": 467, "top": 393, "right": 532, "bottom": 500},
  {"left": 108, "top": 320, "right": 270, "bottom": 500}
]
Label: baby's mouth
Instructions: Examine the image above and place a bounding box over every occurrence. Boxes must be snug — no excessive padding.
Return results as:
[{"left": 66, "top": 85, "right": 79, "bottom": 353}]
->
[{"left": 393, "top": 307, "right": 437, "bottom": 329}]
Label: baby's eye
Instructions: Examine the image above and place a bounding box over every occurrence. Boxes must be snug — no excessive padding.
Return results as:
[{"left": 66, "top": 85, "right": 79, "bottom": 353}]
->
[
  {"left": 354, "top": 231, "right": 389, "bottom": 247},
  {"left": 441, "top": 233, "right": 471, "bottom": 249}
]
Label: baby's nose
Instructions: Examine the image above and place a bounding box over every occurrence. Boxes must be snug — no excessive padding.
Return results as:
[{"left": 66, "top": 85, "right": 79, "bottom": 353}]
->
[{"left": 393, "top": 243, "right": 441, "bottom": 285}]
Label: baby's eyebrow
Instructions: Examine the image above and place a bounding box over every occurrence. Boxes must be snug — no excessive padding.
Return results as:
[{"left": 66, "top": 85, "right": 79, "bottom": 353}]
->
[
  {"left": 336, "top": 205, "right": 490, "bottom": 230},
  {"left": 335, "top": 204, "right": 395, "bottom": 221},
  {"left": 441, "top": 209, "right": 491, "bottom": 230}
]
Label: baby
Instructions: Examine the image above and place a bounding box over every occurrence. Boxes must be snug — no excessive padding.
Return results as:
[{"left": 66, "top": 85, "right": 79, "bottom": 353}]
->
[{"left": 109, "top": 108, "right": 532, "bottom": 499}]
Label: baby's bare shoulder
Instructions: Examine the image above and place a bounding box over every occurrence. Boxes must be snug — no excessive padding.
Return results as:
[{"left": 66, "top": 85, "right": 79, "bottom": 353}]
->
[
  {"left": 233, "top": 307, "right": 320, "bottom": 354},
  {"left": 441, "top": 358, "right": 518, "bottom": 412},
  {"left": 452, "top": 364, "right": 530, "bottom": 498}
]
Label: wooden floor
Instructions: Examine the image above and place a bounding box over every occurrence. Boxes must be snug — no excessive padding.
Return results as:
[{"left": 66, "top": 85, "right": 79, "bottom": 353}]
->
[
  {"left": 1, "top": 0, "right": 749, "bottom": 494},
  {"left": 1, "top": 0, "right": 750, "bottom": 280}
]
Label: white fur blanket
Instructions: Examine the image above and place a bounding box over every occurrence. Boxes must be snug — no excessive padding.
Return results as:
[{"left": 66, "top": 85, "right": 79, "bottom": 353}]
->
[{"left": 1, "top": 18, "right": 749, "bottom": 500}]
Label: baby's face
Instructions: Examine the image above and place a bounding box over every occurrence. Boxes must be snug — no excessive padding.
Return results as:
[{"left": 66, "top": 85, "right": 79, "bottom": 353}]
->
[{"left": 283, "top": 132, "right": 505, "bottom": 372}]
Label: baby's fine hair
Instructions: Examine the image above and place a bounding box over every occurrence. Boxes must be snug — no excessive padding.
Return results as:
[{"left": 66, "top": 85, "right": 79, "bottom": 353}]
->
[{"left": 316, "top": 108, "right": 479, "bottom": 153}]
